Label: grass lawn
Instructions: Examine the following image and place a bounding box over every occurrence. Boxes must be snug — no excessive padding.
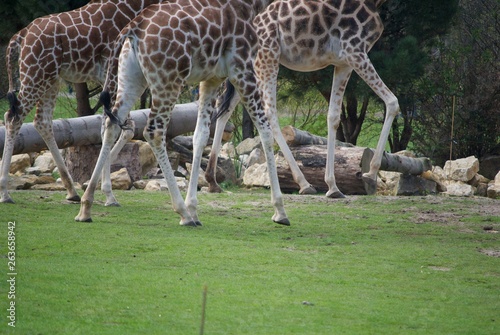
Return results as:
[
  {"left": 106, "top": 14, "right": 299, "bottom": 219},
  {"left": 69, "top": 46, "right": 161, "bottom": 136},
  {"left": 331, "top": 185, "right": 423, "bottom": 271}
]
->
[{"left": 1, "top": 189, "right": 499, "bottom": 334}]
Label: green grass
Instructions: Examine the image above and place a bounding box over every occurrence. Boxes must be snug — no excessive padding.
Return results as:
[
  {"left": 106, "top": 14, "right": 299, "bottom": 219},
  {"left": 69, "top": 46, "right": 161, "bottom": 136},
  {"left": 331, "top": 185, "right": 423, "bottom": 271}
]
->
[{"left": 0, "top": 189, "right": 499, "bottom": 334}]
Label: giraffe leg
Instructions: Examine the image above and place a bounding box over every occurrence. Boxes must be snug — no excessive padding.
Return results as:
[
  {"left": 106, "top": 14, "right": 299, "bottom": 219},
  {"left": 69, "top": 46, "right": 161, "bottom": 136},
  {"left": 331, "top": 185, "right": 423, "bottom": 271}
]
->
[
  {"left": 325, "top": 66, "right": 353, "bottom": 199},
  {"left": 0, "top": 93, "right": 28, "bottom": 203},
  {"left": 205, "top": 110, "right": 232, "bottom": 193},
  {"left": 77, "top": 37, "right": 146, "bottom": 222},
  {"left": 145, "top": 101, "right": 199, "bottom": 227},
  {"left": 185, "top": 80, "right": 222, "bottom": 222},
  {"left": 101, "top": 118, "right": 135, "bottom": 207},
  {"left": 33, "top": 85, "right": 80, "bottom": 202},
  {"left": 352, "top": 56, "right": 399, "bottom": 195},
  {"left": 231, "top": 76, "right": 289, "bottom": 225},
  {"left": 254, "top": 43, "right": 316, "bottom": 195}
]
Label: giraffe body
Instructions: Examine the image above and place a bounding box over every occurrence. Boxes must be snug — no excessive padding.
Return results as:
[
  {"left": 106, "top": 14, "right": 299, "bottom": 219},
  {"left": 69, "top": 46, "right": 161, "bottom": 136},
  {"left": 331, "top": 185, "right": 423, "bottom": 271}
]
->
[
  {"left": 76, "top": 0, "right": 289, "bottom": 226},
  {"left": 1, "top": 0, "right": 161, "bottom": 204},
  {"left": 208, "top": 0, "right": 399, "bottom": 196}
]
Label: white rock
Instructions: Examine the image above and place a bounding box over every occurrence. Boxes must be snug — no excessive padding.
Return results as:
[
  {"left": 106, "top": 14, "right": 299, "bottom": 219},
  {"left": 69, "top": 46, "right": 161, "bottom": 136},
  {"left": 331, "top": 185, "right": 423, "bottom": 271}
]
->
[
  {"left": 444, "top": 181, "right": 475, "bottom": 197},
  {"left": 8, "top": 154, "right": 31, "bottom": 174},
  {"left": 110, "top": 168, "right": 132, "bottom": 190},
  {"left": 443, "top": 156, "right": 479, "bottom": 182},
  {"left": 242, "top": 162, "right": 269, "bottom": 187},
  {"left": 33, "top": 152, "right": 56, "bottom": 173}
]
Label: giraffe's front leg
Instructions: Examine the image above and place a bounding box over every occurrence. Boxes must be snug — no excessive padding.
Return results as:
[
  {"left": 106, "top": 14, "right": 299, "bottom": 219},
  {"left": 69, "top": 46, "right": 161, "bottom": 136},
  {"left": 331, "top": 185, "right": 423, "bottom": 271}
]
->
[
  {"left": 75, "top": 119, "right": 122, "bottom": 222},
  {"left": 324, "top": 66, "right": 352, "bottom": 199}
]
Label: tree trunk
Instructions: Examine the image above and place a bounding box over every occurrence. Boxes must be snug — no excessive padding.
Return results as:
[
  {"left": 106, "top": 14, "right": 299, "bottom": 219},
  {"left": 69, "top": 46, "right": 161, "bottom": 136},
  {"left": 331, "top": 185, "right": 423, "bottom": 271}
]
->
[
  {"left": 276, "top": 145, "right": 432, "bottom": 194},
  {"left": 0, "top": 102, "right": 234, "bottom": 156},
  {"left": 241, "top": 107, "right": 255, "bottom": 140},
  {"left": 74, "top": 82, "right": 93, "bottom": 116},
  {"left": 276, "top": 145, "right": 366, "bottom": 194},
  {"left": 361, "top": 148, "right": 432, "bottom": 175},
  {"left": 281, "top": 125, "right": 353, "bottom": 147}
]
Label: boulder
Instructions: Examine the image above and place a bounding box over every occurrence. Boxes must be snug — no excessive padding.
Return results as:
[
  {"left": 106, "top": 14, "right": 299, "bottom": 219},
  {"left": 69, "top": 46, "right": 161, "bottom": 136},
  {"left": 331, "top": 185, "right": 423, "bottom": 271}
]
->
[
  {"left": 236, "top": 136, "right": 262, "bottom": 155},
  {"left": 479, "top": 155, "right": 500, "bottom": 180},
  {"left": 444, "top": 181, "right": 475, "bottom": 197},
  {"left": 443, "top": 156, "right": 479, "bottom": 182},
  {"left": 8, "top": 154, "right": 31, "bottom": 174},
  {"left": 220, "top": 142, "right": 236, "bottom": 159},
  {"left": 487, "top": 171, "right": 500, "bottom": 199},
  {"left": 242, "top": 162, "right": 269, "bottom": 188},
  {"left": 396, "top": 174, "right": 437, "bottom": 196},
  {"left": 110, "top": 168, "right": 132, "bottom": 190},
  {"left": 33, "top": 152, "right": 56, "bottom": 173},
  {"left": 137, "top": 141, "right": 158, "bottom": 177},
  {"left": 244, "top": 148, "right": 266, "bottom": 167}
]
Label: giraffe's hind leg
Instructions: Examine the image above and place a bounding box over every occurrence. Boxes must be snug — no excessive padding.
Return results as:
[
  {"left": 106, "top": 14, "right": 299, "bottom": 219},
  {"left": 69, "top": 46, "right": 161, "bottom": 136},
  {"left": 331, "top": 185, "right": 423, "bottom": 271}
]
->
[
  {"left": 33, "top": 84, "right": 80, "bottom": 202},
  {"left": 351, "top": 55, "right": 399, "bottom": 195},
  {"left": 0, "top": 93, "right": 30, "bottom": 203}
]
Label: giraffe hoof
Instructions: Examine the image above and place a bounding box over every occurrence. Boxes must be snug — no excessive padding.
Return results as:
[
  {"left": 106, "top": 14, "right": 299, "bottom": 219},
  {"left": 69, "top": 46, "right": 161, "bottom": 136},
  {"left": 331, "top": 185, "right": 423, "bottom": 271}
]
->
[
  {"left": 66, "top": 195, "right": 81, "bottom": 202},
  {"left": 75, "top": 216, "right": 93, "bottom": 223},
  {"left": 105, "top": 202, "right": 121, "bottom": 207},
  {"left": 362, "top": 174, "right": 377, "bottom": 195},
  {"left": 299, "top": 185, "right": 317, "bottom": 195},
  {"left": 326, "top": 190, "right": 346, "bottom": 199},
  {"left": 180, "top": 221, "right": 201, "bottom": 227},
  {"left": 274, "top": 218, "right": 291, "bottom": 226},
  {"left": 1, "top": 197, "right": 15, "bottom": 204}
]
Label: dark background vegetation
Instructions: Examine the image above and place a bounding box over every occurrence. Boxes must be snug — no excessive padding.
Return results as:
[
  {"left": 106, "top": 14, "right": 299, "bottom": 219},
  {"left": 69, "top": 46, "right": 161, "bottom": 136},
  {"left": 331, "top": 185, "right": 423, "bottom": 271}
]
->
[{"left": 0, "top": 0, "right": 498, "bottom": 167}]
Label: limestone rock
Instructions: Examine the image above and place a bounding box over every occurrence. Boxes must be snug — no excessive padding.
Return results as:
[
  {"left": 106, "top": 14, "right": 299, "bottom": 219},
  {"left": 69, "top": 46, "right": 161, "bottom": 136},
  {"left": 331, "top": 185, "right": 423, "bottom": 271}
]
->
[
  {"left": 220, "top": 142, "right": 236, "bottom": 159},
  {"left": 8, "top": 154, "right": 31, "bottom": 174},
  {"left": 421, "top": 169, "right": 447, "bottom": 192},
  {"left": 236, "top": 136, "right": 262, "bottom": 155},
  {"left": 444, "top": 181, "right": 475, "bottom": 197},
  {"left": 487, "top": 171, "right": 500, "bottom": 199},
  {"left": 144, "top": 177, "right": 187, "bottom": 192},
  {"left": 244, "top": 148, "right": 266, "bottom": 167},
  {"left": 110, "top": 168, "right": 132, "bottom": 190},
  {"left": 137, "top": 141, "right": 157, "bottom": 177},
  {"left": 145, "top": 179, "right": 167, "bottom": 192},
  {"left": 133, "top": 180, "right": 148, "bottom": 190},
  {"left": 242, "top": 162, "right": 269, "bottom": 188},
  {"left": 33, "top": 152, "right": 56, "bottom": 173},
  {"left": 443, "top": 156, "right": 479, "bottom": 182}
]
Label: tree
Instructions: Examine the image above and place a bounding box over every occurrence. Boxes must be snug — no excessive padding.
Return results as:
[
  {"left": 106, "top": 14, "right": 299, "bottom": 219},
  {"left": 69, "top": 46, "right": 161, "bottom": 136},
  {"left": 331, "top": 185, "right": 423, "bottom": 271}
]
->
[{"left": 411, "top": 0, "right": 500, "bottom": 166}]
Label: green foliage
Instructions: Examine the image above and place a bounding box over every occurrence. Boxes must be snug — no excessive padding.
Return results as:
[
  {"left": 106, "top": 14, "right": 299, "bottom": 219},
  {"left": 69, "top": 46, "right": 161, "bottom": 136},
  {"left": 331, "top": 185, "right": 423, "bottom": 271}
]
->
[
  {"left": 1, "top": 190, "right": 499, "bottom": 334},
  {"left": 0, "top": 0, "right": 88, "bottom": 43}
]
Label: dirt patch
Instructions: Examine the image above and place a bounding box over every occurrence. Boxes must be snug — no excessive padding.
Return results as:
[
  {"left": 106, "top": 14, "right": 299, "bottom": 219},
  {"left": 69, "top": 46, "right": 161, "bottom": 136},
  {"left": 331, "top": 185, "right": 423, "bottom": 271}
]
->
[{"left": 478, "top": 249, "right": 500, "bottom": 258}]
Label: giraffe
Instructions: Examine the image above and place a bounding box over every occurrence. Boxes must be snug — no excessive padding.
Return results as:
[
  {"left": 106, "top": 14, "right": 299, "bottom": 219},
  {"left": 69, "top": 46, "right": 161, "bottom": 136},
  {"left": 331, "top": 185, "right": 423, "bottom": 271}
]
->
[
  {"left": 75, "top": 0, "right": 290, "bottom": 226},
  {"left": 207, "top": 0, "right": 397, "bottom": 197},
  {"left": 0, "top": 0, "right": 162, "bottom": 205}
]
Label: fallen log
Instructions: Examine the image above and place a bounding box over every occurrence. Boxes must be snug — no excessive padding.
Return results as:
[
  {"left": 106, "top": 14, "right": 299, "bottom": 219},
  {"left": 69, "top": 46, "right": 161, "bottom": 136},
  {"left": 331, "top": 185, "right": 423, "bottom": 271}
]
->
[
  {"left": 281, "top": 125, "right": 353, "bottom": 147},
  {"left": 276, "top": 145, "right": 432, "bottom": 194},
  {"left": 0, "top": 102, "right": 235, "bottom": 156},
  {"left": 277, "top": 145, "right": 367, "bottom": 194}
]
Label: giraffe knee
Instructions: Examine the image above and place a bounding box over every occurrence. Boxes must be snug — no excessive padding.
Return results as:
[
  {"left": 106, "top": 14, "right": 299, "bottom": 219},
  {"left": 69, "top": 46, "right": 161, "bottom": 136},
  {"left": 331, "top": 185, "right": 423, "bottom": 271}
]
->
[{"left": 386, "top": 98, "right": 400, "bottom": 118}]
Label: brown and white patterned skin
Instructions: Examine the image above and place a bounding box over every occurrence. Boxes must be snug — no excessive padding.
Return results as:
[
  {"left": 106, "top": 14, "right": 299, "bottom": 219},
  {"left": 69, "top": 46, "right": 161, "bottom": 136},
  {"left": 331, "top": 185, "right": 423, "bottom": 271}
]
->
[
  {"left": 208, "top": 0, "right": 397, "bottom": 196},
  {"left": 0, "top": 0, "right": 161, "bottom": 204},
  {"left": 75, "top": 0, "right": 290, "bottom": 226}
]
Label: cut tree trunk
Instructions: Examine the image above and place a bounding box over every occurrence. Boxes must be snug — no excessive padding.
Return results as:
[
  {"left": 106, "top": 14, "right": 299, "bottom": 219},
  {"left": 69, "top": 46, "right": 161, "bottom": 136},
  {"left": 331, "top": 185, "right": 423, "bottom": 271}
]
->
[
  {"left": 0, "top": 102, "right": 234, "bottom": 156},
  {"left": 276, "top": 145, "right": 432, "bottom": 195},
  {"left": 276, "top": 145, "right": 366, "bottom": 194},
  {"left": 281, "top": 125, "right": 353, "bottom": 147}
]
